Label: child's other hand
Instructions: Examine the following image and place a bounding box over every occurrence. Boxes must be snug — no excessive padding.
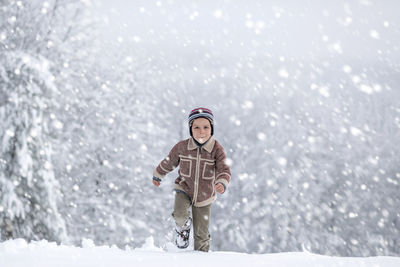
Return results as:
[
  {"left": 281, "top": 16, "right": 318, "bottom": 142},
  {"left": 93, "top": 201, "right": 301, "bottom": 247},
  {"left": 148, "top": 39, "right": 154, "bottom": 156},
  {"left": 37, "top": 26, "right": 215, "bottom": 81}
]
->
[
  {"left": 215, "top": 183, "right": 225, "bottom": 194},
  {"left": 152, "top": 177, "right": 161, "bottom": 187}
]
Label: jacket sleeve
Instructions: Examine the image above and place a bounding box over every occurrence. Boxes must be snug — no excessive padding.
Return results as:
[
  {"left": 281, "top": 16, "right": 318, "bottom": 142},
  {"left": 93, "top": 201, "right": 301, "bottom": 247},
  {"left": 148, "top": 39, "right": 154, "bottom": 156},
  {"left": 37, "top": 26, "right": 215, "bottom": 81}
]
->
[
  {"left": 153, "top": 142, "right": 180, "bottom": 179},
  {"left": 214, "top": 144, "right": 231, "bottom": 191}
]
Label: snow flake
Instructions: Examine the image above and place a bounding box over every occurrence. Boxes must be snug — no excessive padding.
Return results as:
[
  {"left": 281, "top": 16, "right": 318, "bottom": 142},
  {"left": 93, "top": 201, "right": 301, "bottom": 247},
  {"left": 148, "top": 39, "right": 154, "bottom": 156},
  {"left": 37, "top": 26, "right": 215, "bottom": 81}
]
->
[
  {"left": 278, "top": 68, "right": 289, "bottom": 78},
  {"left": 257, "top": 132, "right": 266, "bottom": 141},
  {"left": 319, "top": 86, "right": 330, "bottom": 97},
  {"left": 307, "top": 136, "right": 316, "bottom": 144},
  {"left": 382, "top": 209, "right": 389, "bottom": 217},
  {"left": 52, "top": 120, "right": 63, "bottom": 130},
  {"left": 73, "top": 185, "right": 79, "bottom": 191},
  {"left": 128, "top": 133, "right": 137, "bottom": 140},
  {"left": 277, "top": 157, "right": 287, "bottom": 166},
  {"left": 214, "top": 10, "right": 222, "bottom": 19},
  {"left": 303, "top": 182, "right": 310, "bottom": 189},
  {"left": 383, "top": 21, "right": 390, "bottom": 27},
  {"left": 8, "top": 16, "right": 17, "bottom": 24},
  {"left": 370, "top": 30, "right": 380, "bottom": 39},
  {"left": 225, "top": 158, "right": 233, "bottom": 166},
  {"left": 0, "top": 32, "right": 6, "bottom": 41},
  {"left": 359, "top": 84, "right": 373, "bottom": 94},
  {"left": 44, "top": 161, "right": 52, "bottom": 170},
  {"left": 241, "top": 100, "right": 254, "bottom": 109},
  {"left": 350, "top": 239, "right": 359, "bottom": 245},
  {"left": 310, "top": 83, "right": 318, "bottom": 90},
  {"left": 238, "top": 173, "right": 249, "bottom": 180},
  {"left": 387, "top": 177, "right": 398, "bottom": 185},
  {"left": 256, "top": 21, "right": 265, "bottom": 29},
  {"left": 30, "top": 129, "right": 38, "bottom": 138},
  {"left": 66, "top": 165, "right": 72, "bottom": 172},
  {"left": 331, "top": 42, "right": 343, "bottom": 54},
  {"left": 6, "top": 129, "right": 15, "bottom": 137},
  {"left": 342, "top": 65, "right": 352, "bottom": 73},
  {"left": 368, "top": 156, "right": 379, "bottom": 165},
  {"left": 189, "top": 11, "right": 199, "bottom": 20},
  {"left": 373, "top": 84, "right": 382, "bottom": 92},
  {"left": 349, "top": 212, "right": 358, "bottom": 218},
  {"left": 360, "top": 184, "right": 367, "bottom": 190},
  {"left": 132, "top": 36, "right": 141, "bottom": 43},
  {"left": 350, "top": 127, "right": 363, "bottom": 136},
  {"left": 352, "top": 75, "right": 361, "bottom": 84},
  {"left": 246, "top": 20, "right": 254, "bottom": 28}
]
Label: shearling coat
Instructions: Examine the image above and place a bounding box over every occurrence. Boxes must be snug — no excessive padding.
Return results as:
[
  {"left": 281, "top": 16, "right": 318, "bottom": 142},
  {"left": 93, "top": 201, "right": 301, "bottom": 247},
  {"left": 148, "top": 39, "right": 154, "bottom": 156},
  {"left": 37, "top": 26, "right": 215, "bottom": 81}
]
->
[{"left": 153, "top": 136, "right": 231, "bottom": 207}]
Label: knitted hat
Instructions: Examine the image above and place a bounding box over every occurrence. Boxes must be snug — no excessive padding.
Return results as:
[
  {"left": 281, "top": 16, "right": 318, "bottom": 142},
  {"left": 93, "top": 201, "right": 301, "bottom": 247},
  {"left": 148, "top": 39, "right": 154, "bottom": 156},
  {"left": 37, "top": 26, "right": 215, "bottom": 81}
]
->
[{"left": 188, "top": 107, "right": 214, "bottom": 136}]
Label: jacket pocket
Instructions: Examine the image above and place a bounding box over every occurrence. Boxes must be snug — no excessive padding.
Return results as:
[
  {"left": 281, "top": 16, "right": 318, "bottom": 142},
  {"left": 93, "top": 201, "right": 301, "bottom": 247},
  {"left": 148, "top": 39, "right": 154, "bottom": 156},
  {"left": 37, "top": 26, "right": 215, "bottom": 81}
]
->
[
  {"left": 179, "top": 158, "right": 192, "bottom": 178},
  {"left": 202, "top": 161, "right": 215, "bottom": 180}
]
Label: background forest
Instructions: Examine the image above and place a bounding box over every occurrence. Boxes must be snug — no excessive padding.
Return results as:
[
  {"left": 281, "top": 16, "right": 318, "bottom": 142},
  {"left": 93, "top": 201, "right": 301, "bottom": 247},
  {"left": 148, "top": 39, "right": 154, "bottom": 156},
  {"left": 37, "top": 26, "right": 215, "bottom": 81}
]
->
[{"left": 0, "top": 0, "right": 399, "bottom": 256}]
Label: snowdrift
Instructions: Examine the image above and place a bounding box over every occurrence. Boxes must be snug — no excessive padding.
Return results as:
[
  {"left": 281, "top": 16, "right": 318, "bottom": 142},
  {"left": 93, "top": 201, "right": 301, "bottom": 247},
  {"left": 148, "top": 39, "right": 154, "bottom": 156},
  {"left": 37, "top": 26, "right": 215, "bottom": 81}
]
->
[{"left": 1, "top": 238, "right": 399, "bottom": 267}]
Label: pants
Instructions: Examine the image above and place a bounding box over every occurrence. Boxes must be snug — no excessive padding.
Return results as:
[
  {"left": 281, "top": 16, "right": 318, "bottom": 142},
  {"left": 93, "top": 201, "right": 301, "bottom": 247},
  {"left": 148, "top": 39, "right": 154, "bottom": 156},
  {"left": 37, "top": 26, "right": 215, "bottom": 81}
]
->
[{"left": 172, "top": 191, "right": 211, "bottom": 252}]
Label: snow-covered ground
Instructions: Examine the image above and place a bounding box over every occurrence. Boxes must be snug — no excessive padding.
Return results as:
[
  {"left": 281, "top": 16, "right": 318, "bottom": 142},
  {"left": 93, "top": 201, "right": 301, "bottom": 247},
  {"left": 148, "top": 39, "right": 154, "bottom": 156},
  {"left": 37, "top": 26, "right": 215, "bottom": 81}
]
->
[{"left": 1, "top": 238, "right": 399, "bottom": 267}]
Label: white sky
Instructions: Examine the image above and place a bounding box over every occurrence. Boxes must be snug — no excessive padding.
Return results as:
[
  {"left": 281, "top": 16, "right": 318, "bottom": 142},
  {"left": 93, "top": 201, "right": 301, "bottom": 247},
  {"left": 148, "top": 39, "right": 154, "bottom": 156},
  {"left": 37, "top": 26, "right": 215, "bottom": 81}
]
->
[{"left": 92, "top": 0, "right": 400, "bottom": 60}]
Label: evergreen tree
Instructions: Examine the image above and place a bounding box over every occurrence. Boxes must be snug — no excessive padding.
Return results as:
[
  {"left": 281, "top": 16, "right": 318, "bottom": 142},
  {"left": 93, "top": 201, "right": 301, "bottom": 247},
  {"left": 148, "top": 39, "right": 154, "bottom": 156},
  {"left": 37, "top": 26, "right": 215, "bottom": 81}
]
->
[{"left": 0, "top": 51, "right": 67, "bottom": 242}]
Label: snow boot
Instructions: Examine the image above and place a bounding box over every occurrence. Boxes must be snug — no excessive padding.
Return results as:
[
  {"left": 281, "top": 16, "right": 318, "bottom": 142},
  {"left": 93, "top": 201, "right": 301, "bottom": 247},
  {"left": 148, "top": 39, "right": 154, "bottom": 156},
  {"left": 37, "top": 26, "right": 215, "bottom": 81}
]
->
[{"left": 174, "top": 217, "right": 192, "bottom": 249}]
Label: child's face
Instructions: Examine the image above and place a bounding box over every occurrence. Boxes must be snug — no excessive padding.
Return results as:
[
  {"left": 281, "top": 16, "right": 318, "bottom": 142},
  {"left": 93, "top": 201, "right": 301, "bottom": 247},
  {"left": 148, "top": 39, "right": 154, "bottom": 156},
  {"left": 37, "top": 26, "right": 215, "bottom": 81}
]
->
[{"left": 191, "top": 118, "right": 212, "bottom": 144}]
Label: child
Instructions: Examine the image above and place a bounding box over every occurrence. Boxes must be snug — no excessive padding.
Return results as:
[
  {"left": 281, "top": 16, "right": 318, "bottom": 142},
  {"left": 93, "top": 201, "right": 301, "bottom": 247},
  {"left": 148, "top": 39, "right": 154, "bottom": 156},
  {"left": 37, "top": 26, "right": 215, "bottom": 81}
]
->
[{"left": 152, "top": 107, "right": 231, "bottom": 252}]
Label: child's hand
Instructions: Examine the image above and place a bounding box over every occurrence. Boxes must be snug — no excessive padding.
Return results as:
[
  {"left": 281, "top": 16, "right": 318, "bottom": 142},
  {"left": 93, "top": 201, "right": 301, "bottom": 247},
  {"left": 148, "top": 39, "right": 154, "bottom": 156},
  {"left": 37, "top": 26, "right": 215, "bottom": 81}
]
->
[
  {"left": 152, "top": 177, "right": 161, "bottom": 187},
  {"left": 215, "top": 183, "right": 225, "bottom": 194}
]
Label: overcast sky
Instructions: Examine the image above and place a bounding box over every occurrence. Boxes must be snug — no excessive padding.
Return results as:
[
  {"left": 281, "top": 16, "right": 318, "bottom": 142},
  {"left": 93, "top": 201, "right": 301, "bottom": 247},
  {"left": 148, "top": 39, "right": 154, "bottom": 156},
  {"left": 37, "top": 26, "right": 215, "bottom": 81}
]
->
[{"left": 92, "top": 0, "right": 399, "bottom": 61}]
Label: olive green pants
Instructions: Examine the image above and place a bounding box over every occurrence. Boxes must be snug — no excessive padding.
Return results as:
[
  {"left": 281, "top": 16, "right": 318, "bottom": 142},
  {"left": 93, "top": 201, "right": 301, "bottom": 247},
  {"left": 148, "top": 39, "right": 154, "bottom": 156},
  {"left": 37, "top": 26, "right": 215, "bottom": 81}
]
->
[{"left": 172, "top": 191, "right": 211, "bottom": 252}]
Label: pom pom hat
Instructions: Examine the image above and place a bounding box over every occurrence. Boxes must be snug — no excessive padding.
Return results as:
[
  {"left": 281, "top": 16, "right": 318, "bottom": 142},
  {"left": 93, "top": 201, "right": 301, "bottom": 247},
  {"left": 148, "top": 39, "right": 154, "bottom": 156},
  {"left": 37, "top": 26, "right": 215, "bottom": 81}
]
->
[{"left": 188, "top": 107, "right": 214, "bottom": 136}]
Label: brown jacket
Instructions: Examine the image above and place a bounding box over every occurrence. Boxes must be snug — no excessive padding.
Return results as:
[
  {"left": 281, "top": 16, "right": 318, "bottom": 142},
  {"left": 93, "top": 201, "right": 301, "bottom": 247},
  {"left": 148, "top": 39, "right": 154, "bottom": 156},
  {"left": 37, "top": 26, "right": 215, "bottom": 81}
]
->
[{"left": 153, "top": 137, "right": 231, "bottom": 207}]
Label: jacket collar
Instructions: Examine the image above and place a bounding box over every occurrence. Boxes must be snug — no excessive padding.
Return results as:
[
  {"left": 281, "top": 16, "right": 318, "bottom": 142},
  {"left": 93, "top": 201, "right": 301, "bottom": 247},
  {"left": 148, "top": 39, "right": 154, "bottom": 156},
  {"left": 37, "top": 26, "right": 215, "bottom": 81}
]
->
[{"left": 188, "top": 136, "right": 215, "bottom": 153}]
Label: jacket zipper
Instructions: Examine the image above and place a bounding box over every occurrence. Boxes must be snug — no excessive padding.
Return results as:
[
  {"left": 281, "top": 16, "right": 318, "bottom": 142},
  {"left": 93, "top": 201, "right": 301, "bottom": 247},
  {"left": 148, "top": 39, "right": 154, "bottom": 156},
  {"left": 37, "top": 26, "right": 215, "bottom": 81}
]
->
[{"left": 193, "top": 147, "right": 201, "bottom": 204}]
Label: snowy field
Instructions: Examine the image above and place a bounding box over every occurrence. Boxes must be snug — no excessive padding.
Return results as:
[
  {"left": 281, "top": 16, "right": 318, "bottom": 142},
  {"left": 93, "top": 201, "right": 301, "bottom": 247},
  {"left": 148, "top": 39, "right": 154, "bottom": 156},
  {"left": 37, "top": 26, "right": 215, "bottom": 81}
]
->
[{"left": 1, "top": 238, "right": 399, "bottom": 267}]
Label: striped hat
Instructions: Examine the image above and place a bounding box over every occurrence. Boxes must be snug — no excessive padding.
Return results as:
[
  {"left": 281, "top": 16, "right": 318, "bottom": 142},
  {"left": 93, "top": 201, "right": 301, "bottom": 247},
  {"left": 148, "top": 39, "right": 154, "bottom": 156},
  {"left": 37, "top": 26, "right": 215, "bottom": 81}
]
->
[{"left": 188, "top": 107, "right": 214, "bottom": 136}]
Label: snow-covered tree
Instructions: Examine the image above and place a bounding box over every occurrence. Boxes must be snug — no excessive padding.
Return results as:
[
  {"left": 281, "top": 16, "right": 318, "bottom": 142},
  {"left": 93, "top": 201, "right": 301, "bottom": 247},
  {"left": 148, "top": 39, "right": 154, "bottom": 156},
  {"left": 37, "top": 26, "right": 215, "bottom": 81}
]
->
[
  {"left": 0, "top": 0, "right": 93, "bottom": 243},
  {"left": 0, "top": 51, "right": 67, "bottom": 241}
]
